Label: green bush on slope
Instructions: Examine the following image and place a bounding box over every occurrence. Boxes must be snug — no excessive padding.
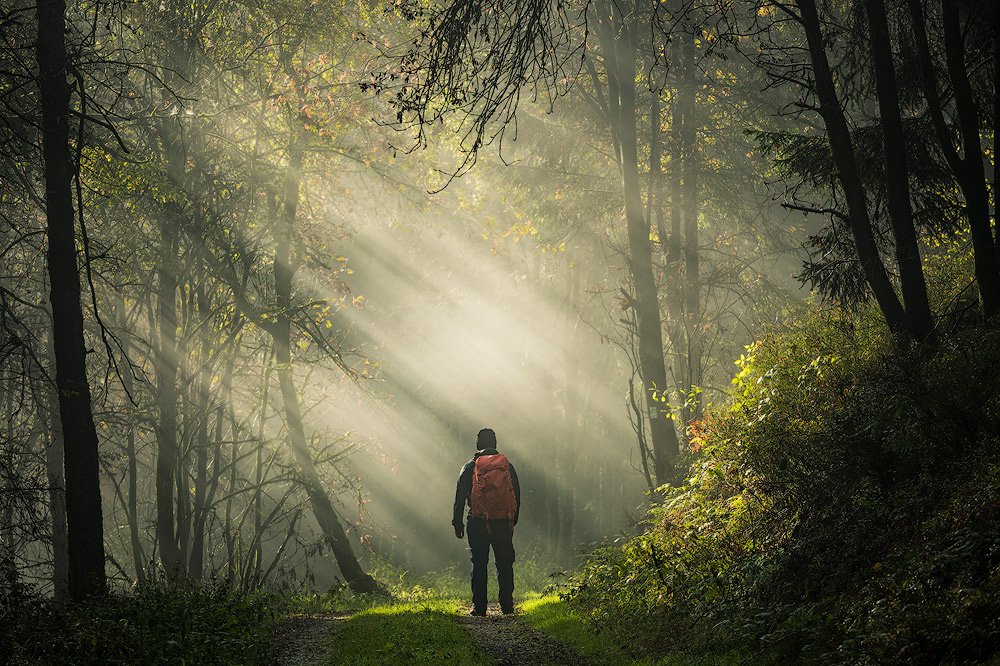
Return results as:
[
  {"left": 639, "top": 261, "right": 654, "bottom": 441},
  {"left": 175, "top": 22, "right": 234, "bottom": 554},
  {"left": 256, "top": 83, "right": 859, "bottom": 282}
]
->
[{"left": 570, "top": 312, "right": 1000, "bottom": 665}]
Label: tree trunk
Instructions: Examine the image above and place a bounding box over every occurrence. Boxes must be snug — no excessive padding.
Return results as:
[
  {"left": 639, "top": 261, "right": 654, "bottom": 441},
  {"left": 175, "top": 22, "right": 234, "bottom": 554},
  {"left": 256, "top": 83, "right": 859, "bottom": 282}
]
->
[
  {"left": 42, "top": 327, "right": 69, "bottom": 601},
  {"left": 620, "top": 16, "right": 680, "bottom": 484},
  {"left": 273, "top": 127, "right": 378, "bottom": 594},
  {"left": 796, "top": 0, "right": 910, "bottom": 337},
  {"left": 597, "top": 0, "right": 680, "bottom": 485},
  {"left": 679, "top": 32, "right": 703, "bottom": 422},
  {"left": 224, "top": 370, "right": 239, "bottom": 585},
  {"left": 665, "top": 36, "right": 686, "bottom": 368},
  {"left": 545, "top": 254, "right": 561, "bottom": 555},
  {"left": 907, "top": 0, "right": 999, "bottom": 321},
  {"left": 994, "top": 19, "right": 999, "bottom": 251},
  {"left": 865, "top": 0, "right": 934, "bottom": 340},
  {"left": 117, "top": 319, "right": 145, "bottom": 585},
  {"left": 2, "top": 382, "right": 19, "bottom": 594},
  {"left": 154, "top": 206, "right": 183, "bottom": 578},
  {"left": 154, "top": 36, "right": 190, "bottom": 579},
  {"left": 252, "top": 352, "right": 271, "bottom": 586},
  {"left": 647, "top": 57, "right": 666, "bottom": 251},
  {"left": 175, "top": 337, "right": 191, "bottom": 568},
  {"left": 203, "top": 384, "right": 227, "bottom": 579},
  {"left": 35, "top": 0, "right": 107, "bottom": 599},
  {"left": 188, "top": 281, "right": 211, "bottom": 580},
  {"left": 559, "top": 259, "right": 579, "bottom": 554},
  {"left": 649, "top": 47, "right": 685, "bottom": 376},
  {"left": 941, "top": 0, "right": 1000, "bottom": 317}
]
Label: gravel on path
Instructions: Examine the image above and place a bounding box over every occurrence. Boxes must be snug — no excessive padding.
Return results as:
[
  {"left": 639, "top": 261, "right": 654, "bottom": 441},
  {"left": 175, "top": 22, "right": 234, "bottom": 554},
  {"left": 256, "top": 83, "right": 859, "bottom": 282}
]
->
[
  {"left": 456, "top": 603, "right": 592, "bottom": 666},
  {"left": 268, "top": 612, "right": 349, "bottom": 666}
]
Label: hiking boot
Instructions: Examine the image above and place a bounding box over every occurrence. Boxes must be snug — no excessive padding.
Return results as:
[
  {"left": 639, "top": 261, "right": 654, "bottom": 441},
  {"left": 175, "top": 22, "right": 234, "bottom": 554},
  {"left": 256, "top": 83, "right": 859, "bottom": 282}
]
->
[
  {"left": 470, "top": 609, "right": 486, "bottom": 617},
  {"left": 501, "top": 606, "right": 515, "bottom": 615}
]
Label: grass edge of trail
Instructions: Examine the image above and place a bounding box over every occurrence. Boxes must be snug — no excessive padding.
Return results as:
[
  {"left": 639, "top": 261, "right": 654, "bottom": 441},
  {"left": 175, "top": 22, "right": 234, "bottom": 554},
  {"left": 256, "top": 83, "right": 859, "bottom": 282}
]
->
[
  {"left": 518, "top": 595, "right": 745, "bottom": 666},
  {"left": 322, "top": 598, "right": 491, "bottom": 665}
]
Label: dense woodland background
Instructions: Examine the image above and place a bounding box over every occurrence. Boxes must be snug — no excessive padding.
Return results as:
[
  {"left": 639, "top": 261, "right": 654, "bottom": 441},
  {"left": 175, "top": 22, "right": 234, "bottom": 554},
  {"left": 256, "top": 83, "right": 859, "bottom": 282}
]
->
[{"left": 2, "top": 0, "right": 1000, "bottom": 662}]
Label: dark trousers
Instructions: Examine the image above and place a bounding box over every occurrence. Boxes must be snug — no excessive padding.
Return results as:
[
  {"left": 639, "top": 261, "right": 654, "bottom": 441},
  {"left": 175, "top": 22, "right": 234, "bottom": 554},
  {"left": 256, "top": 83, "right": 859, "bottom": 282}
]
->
[{"left": 467, "top": 518, "right": 515, "bottom": 612}]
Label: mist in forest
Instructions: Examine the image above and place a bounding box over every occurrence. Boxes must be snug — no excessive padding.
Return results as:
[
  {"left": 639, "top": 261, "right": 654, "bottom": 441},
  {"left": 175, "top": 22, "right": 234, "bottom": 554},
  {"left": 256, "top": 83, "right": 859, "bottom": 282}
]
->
[
  {"left": 341, "top": 227, "right": 622, "bottom": 556},
  {"left": 5, "top": 0, "right": 934, "bottom": 607},
  {"left": 8, "top": 0, "right": 1000, "bottom": 659},
  {"left": 294, "top": 170, "right": 649, "bottom": 578}
]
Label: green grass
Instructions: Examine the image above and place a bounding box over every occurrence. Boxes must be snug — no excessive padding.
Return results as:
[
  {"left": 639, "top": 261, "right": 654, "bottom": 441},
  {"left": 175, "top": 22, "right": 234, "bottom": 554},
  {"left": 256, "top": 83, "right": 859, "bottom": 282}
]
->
[
  {"left": 282, "top": 588, "right": 384, "bottom": 615},
  {"left": 281, "top": 562, "right": 745, "bottom": 666},
  {"left": 325, "top": 599, "right": 490, "bottom": 665},
  {"left": 520, "top": 594, "right": 642, "bottom": 665},
  {"left": 367, "top": 556, "right": 567, "bottom": 602},
  {"left": 303, "top": 591, "right": 742, "bottom": 666},
  {"left": 285, "top": 562, "right": 746, "bottom": 665},
  {"left": 280, "top": 559, "right": 566, "bottom": 666},
  {"left": 519, "top": 595, "right": 744, "bottom": 666}
]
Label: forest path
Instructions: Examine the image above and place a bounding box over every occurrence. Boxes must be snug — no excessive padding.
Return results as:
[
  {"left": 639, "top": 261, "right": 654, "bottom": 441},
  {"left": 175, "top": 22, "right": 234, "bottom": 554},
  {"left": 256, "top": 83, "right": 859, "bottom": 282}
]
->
[
  {"left": 270, "top": 600, "right": 592, "bottom": 665},
  {"left": 270, "top": 611, "right": 349, "bottom": 665},
  {"left": 457, "top": 602, "right": 592, "bottom": 666}
]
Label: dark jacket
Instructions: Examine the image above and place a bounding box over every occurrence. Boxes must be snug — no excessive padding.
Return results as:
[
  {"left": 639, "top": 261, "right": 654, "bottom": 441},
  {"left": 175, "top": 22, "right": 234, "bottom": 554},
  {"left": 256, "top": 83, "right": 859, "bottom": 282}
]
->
[{"left": 452, "top": 448, "right": 521, "bottom": 528}]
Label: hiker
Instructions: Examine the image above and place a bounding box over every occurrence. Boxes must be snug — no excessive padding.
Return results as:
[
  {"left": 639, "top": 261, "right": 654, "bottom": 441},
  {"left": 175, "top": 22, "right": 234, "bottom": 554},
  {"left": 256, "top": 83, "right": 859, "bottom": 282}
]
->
[{"left": 452, "top": 428, "right": 521, "bottom": 616}]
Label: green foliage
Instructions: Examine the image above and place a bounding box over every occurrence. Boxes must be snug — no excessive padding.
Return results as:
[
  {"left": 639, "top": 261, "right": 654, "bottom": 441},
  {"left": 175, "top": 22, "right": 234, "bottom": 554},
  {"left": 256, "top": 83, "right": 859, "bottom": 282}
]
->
[
  {"left": 520, "top": 595, "right": 644, "bottom": 665},
  {"left": 0, "top": 582, "right": 274, "bottom": 665},
  {"left": 282, "top": 556, "right": 564, "bottom": 614},
  {"left": 277, "top": 589, "right": 376, "bottom": 616},
  {"left": 519, "top": 595, "right": 744, "bottom": 666},
  {"left": 569, "top": 311, "right": 1000, "bottom": 664},
  {"left": 370, "top": 556, "right": 565, "bottom": 602},
  {"left": 324, "top": 600, "right": 490, "bottom": 665}
]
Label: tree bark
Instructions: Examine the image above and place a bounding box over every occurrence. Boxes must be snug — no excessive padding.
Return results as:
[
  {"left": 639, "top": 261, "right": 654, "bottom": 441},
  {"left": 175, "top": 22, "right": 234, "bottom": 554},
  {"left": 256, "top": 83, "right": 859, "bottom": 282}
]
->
[
  {"left": 796, "top": 0, "right": 910, "bottom": 337},
  {"left": 35, "top": 0, "right": 107, "bottom": 599},
  {"left": 994, "top": 17, "right": 999, "bottom": 251},
  {"left": 188, "top": 281, "right": 211, "bottom": 580},
  {"left": 665, "top": 36, "right": 686, "bottom": 364},
  {"left": 175, "top": 322, "right": 191, "bottom": 568},
  {"left": 273, "top": 127, "right": 378, "bottom": 594},
  {"left": 545, "top": 254, "right": 561, "bottom": 554},
  {"left": 154, "top": 36, "right": 190, "bottom": 579},
  {"left": 559, "top": 259, "right": 579, "bottom": 554},
  {"left": 3, "top": 383, "right": 19, "bottom": 593},
  {"left": 154, "top": 204, "right": 183, "bottom": 578},
  {"left": 42, "top": 326, "right": 69, "bottom": 600},
  {"left": 251, "top": 350, "right": 271, "bottom": 586},
  {"left": 116, "top": 318, "right": 145, "bottom": 584},
  {"left": 906, "top": 0, "right": 997, "bottom": 320},
  {"left": 597, "top": 0, "right": 680, "bottom": 485},
  {"left": 679, "top": 31, "right": 703, "bottom": 421},
  {"left": 865, "top": 0, "right": 934, "bottom": 340},
  {"left": 224, "top": 370, "right": 238, "bottom": 585},
  {"left": 647, "top": 56, "right": 666, "bottom": 249},
  {"left": 940, "top": 0, "right": 1000, "bottom": 317}
]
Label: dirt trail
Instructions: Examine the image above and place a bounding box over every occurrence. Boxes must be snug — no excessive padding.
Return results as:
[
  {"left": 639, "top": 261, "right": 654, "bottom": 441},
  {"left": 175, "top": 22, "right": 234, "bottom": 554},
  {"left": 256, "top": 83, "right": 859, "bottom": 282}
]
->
[
  {"left": 269, "top": 612, "right": 349, "bottom": 666},
  {"left": 457, "top": 603, "right": 592, "bottom": 666},
  {"left": 271, "top": 603, "right": 590, "bottom": 666}
]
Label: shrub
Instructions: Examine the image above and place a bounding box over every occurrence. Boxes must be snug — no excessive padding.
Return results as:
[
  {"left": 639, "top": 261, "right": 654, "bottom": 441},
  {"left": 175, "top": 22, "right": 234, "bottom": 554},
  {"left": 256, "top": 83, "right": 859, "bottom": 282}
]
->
[
  {"left": 0, "top": 582, "right": 275, "bottom": 665},
  {"left": 570, "top": 311, "right": 1000, "bottom": 664}
]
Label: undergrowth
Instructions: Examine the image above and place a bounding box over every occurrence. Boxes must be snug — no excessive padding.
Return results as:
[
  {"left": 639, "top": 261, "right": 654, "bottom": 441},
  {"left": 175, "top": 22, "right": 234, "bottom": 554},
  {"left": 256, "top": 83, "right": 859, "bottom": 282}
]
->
[
  {"left": 569, "top": 310, "right": 1000, "bottom": 665},
  {"left": 286, "top": 556, "right": 564, "bottom": 614},
  {"left": 0, "top": 581, "right": 274, "bottom": 665}
]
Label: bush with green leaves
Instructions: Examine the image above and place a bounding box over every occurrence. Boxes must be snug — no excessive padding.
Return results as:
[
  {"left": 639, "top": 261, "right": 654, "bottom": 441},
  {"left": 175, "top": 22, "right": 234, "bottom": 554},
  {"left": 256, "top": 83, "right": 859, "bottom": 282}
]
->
[
  {"left": 0, "top": 582, "right": 275, "bottom": 665},
  {"left": 569, "top": 309, "right": 1000, "bottom": 664}
]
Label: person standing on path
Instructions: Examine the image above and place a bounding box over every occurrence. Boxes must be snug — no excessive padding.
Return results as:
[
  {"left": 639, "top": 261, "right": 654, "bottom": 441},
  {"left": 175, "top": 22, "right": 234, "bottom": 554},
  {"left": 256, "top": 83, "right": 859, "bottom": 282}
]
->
[{"left": 452, "top": 428, "right": 521, "bottom": 616}]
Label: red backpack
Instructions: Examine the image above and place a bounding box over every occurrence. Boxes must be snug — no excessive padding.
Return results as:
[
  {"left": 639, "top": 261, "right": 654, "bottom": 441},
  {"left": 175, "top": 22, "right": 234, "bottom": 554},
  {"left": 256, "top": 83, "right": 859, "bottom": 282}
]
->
[{"left": 470, "top": 454, "right": 518, "bottom": 523}]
